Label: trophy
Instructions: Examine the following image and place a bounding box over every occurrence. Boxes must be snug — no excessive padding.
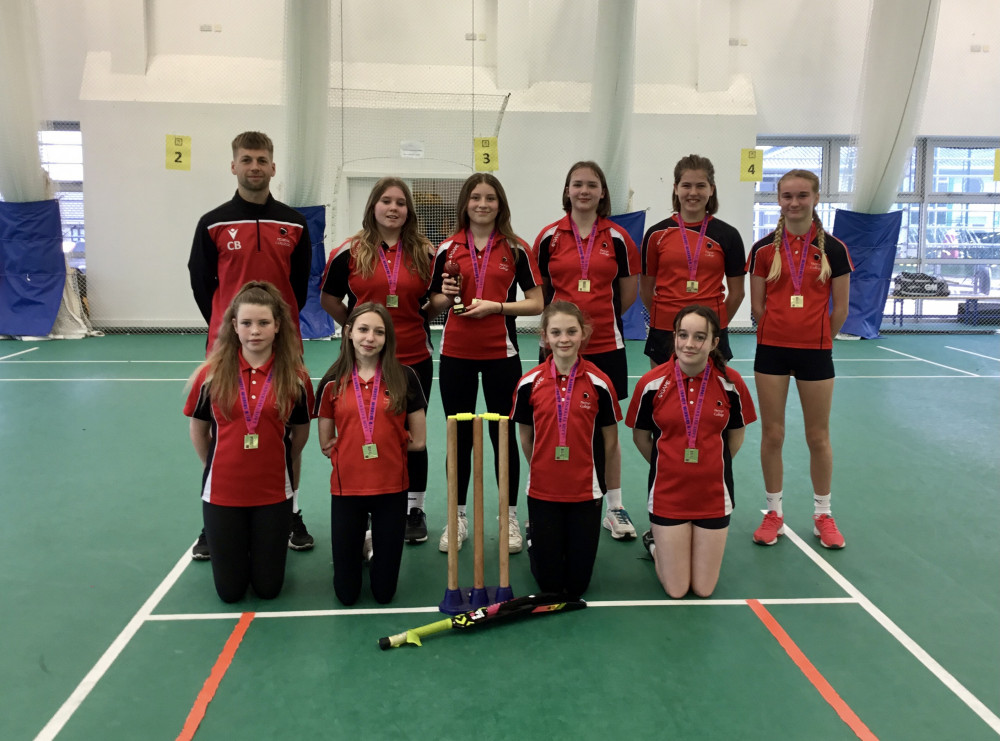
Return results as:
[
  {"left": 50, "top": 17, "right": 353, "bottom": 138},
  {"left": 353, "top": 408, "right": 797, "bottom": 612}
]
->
[{"left": 444, "top": 259, "right": 466, "bottom": 314}]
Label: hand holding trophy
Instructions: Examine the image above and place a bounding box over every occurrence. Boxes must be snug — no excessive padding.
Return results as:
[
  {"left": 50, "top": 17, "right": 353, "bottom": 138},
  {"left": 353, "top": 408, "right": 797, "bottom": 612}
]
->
[{"left": 444, "top": 259, "right": 466, "bottom": 315}]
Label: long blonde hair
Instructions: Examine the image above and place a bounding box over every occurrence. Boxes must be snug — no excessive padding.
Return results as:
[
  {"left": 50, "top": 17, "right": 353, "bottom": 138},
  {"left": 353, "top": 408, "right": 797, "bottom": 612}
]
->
[
  {"left": 351, "top": 177, "right": 433, "bottom": 282},
  {"left": 318, "top": 302, "right": 410, "bottom": 415},
  {"left": 189, "top": 281, "right": 306, "bottom": 420},
  {"left": 767, "top": 169, "right": 831, "bottom": 284}
]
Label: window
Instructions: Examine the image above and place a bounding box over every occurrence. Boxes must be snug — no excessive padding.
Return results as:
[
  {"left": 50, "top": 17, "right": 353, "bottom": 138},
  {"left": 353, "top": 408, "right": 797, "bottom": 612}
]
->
[{"left": 39, "top": 122, "right": 85, "bottom": 271}]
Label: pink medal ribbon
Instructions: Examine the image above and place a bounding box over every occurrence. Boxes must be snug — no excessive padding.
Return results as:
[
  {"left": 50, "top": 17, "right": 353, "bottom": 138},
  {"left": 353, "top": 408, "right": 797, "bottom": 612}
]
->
[
  {"left": 466, "top": 229, "right": 496, "bottom": 304},
  {"left": 569, "top": 220, "right": 598, "bottom": 292},
  {"left": 781, "top": 224, "right": 815, "bottom": 306},
  {"left": 676, "top": 214, "right": 710, "bottom": 292},
  {"left": 377, "top": 242, "right": 403, "bottom": 307},
  {"left": 351, "top": 363, "right": 383, "bottom": 459},
  {"left": 237, "top": 368, "right": 273, "bottom": 450},
  {"left": 673, "top": 359, "right": 712, "bottom": 463},
  {"left": 551, "top": 358, "right": 579, "bottom": 460}
]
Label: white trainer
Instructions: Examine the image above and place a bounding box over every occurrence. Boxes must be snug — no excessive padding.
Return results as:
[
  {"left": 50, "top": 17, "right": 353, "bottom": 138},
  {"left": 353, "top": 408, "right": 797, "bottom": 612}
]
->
[
  {"left": 438, "top": 512, "right": 468, "bottom": 552},
  {"left": 507, "top": 514, "right": 523, "bottom": 554},
  {"left": 362, "top": 529, "right": 373, "bottom": 563},
  {"left": 603, "top": 507, "right": 637, "bottom": 540}
]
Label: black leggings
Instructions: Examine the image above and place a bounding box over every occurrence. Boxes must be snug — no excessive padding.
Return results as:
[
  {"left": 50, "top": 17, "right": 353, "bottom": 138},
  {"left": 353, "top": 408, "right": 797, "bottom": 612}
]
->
[
  {"left": 526, "top": 497, "right": 602, "bottom": 600},
  {"left": 330, "top": 491, "right": 407, "bottom": 605},
  {"left": 203, "top": 498, "right": 292, "bottom": 603},
  {"left": 438, "top": 355, "right": 522, "bottom": 507},
  {"left": 406, "top": 357, "right": 433, "bottom": 494}
]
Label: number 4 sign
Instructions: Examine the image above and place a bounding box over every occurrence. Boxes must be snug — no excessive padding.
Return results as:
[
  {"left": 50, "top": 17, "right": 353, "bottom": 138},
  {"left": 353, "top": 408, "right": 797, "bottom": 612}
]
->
[
  {"left": 740, "top": 148, "right": 763, "bottom": 182},
  {"left": 473, "top": 137, "right": 498, "bottom": 172},
  {"left": 166, "top": 135, "right": 191, "bottom": 171}
]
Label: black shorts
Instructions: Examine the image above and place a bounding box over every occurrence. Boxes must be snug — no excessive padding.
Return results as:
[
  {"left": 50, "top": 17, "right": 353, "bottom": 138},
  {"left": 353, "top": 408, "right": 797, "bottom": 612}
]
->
[
  {"left": 644, "top": 327, "right": 733, "bottom": 365},
  {"left": 754, "top": 344, "right": 834, "bottom": 381},
  {"left": 649, "top": 513, "right": 731, "bottom": 530},
  {"left": 582, "top": 347, "right": 629, "bottom": 400}
]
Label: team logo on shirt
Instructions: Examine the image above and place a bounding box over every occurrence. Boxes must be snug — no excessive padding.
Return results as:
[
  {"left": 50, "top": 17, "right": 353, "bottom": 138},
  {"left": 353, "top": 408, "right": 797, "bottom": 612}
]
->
[
  {"left": 226, "top": 227, "right": 242, "bottom": 250},
  {"left": 280, "top": 227, "right": 288, "bottom": 235},
  {"left": 499, "top": 255, "right": 511, "bottom": 272},
  {"left": 713, "top": 399, "right": 726, "bottom": 417},
  {"left": 579, "top": 391, "right": 592, "bottom": 410},
  {"left": 600, "top": 241, "right": 611, "bottom": 256}
]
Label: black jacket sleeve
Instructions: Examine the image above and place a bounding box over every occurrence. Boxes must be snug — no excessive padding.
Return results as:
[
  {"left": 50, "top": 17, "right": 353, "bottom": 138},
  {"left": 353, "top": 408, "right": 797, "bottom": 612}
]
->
[
  {"left": 290, "top": 221, "right": 313, "bottom": 310},
  {"left": 188, "top": 218, "right": 218, "bottom": 324}
]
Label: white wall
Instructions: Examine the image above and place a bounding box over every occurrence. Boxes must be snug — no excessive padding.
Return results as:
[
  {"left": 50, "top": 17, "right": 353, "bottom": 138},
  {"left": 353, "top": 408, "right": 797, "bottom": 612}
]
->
[{"left": 27, "top": 0, "right": 1000, "bottom": 326}]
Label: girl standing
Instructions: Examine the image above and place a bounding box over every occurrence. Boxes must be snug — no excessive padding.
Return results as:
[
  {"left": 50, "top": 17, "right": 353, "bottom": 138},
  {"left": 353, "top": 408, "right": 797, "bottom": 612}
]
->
[
  {"left": 316, "top": 302, "right": 427, "bottom": 605},
  {"left": 640, "top": 154, "right": 746, "bottom": 367},
  {"left": 428, "top": 173, "right": 544, "bottom": 554},
  {"left": 626, "top": 305, "right": 756, "bottom": 598},
  {"left": 532, "top": 161, "right": 639, "bottom": 541},
  {"left": 320, "top": 177, "right": 435, "bottom": 544},
  {"left": 185, "top": 281, "right": 312, "bottom": 603},
  {"left": 746, "top": 169, "right": 853, "bottom": 549},
  {"left": 511, "top": 301, "right": 622, "bottom": 600}
]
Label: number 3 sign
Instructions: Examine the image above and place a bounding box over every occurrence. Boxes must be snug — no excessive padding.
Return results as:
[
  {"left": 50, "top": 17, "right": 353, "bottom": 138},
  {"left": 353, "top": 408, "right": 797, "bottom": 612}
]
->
[{"left": 473, "top": 137, "right": 498, "bottom": 172}]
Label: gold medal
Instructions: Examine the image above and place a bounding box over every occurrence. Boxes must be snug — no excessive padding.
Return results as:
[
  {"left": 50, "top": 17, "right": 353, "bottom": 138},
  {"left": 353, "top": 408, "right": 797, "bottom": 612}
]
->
[
  {"left": 683, "top": 447, "right": 698, "bottom": 463},
  {"left": 386, "top": 294, "right": 399, "bottom": 308},
  {"left": 244, "top": 434, "right": 259, "bottom": 450},
  {"left": 578, "top": 279, "right": 591, "bottom": 293},
  {"left": 362, "top": 443, "right": 379, "bottom": 459},
  {"left": 686, "top": 280, "right": 699, "bottom": 293},
  {"left": 555, "top": 446, "right": 570, "bottom": 461},
  {"left": 470, "top": 298, "right": 480, "bottom": 306},
  {"left": 790, "top": 295, "right": 804, "bottom": 308}
]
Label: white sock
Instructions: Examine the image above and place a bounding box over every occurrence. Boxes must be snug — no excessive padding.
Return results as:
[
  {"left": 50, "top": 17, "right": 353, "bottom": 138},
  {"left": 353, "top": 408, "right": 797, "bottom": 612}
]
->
[
  {"left": 765, "top": 490, "right": 783, "bottom": 516},
  {"left": 408, "top": 491, "right": 425, "bottom": 511},
  {"left": 457, "top": 505, "right": 467, "bottom": 517},
  {"left": 605, "top": 487, "right": 623, "bottom": 510},
  {"left": 508, "top": 506, "right": 517, "bottom": 519},
  {"left": 814, "top": 493, "right": 832, "bottom": 517},
  {"left": 292, "top": 489, "right": 300, "bottom": 514}
]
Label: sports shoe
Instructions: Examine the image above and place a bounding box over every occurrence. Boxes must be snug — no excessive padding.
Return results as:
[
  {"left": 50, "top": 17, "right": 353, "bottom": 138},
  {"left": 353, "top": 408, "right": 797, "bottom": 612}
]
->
[
  {"left": 813, "top": 514, "right": 846, "bottom": 549},
  {"left": 288, "top": 510, "right": 315, "bottom": 551},
  {"left": 438, "top": 512, "right": 468, "bottom": 552},
  {"left": 507, "top": 515, "right": 523, "bottom": 554},
  {"left": 405, "top": 508, "right": 428, "bottom": 544},
  {"left": 753, "top": 511, "right": 785, "bottom": 545},
  {"left": 603, "top": 507, "right": 637, "bottom": 540},
  {"left": 191, "top": 530, "right": 210, "bottom": 561},
  {"left": 641, "top": 529, "right": 655, "bottom": 558},
  {"left": 362, "top": 529, "right": 374, "bottom": 563}
]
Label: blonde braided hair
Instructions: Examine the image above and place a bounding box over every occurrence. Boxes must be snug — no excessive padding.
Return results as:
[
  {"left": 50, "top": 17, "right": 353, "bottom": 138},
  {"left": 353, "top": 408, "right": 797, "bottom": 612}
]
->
[{"left": 767, "top": 170, "right": 831, "bottom": 284}]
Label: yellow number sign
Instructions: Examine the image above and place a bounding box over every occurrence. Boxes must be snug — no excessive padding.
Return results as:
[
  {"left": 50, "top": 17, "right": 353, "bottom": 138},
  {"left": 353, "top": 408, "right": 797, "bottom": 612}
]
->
[
  {"left": 166, "top": 135, "right": 191, "bottom": 171},
  {"left": 474, "top": 137, "right": 498, "bottom": 172},
  {"left": 994, "top": 148, "right": 1000, "bottom": 181},
  {"left": 740, "top": 148, "right": 763, "bottom": 182}
]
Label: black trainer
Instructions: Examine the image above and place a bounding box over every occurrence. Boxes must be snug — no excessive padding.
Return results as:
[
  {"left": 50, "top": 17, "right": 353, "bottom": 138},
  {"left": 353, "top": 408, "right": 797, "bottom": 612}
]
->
[
  {"left": 288, "top": 510, "right": 315, "bottom": 551},
  {"left": 191, "top": 529, "right": 210, "bottom": 561},
  {"left": 404, "top": 508, "right": 428, "bottom": 544},
  {"left": 641, "top": 529, "right": 655, "bottom": 558}
]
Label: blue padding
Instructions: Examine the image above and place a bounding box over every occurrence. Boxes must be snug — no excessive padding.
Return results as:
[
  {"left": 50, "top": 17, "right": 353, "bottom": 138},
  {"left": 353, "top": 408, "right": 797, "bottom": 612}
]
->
[
  {"left": 0, "top": 200, "right": 66, "bottom": 336},
  {"left": 294, "top": 205, "right": 337, "bottom": 339},
  {"left": 831, "top": 209, "right": 902, "bottom": 339},
  {"left": 609, "top": 210, "right": 647, "bottom": 340}
]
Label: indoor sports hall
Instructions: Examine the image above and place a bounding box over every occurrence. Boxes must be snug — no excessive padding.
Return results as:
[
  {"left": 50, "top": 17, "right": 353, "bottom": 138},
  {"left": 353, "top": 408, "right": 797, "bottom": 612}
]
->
[{"left": 1, "top": 2, "right": 998, "bottom": 740}]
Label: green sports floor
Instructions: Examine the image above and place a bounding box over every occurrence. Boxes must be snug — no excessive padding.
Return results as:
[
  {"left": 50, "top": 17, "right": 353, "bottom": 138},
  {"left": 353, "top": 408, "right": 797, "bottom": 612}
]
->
[{"left": 2, "top": 331, "right": 998, "bottom": 741}]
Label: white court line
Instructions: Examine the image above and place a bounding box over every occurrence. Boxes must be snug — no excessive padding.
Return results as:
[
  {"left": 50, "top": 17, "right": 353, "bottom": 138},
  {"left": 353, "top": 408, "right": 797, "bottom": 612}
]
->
[
  {"left": 5, "top": 375, "right": 999, "bottom": 384},
  {"left": 33, "top": 547, "right": 194, "bottom": 741},
  {"left": 946, "top": 346, "right": 1000, "bottom": 362},
  {"left": 145, "top": 595, "right": 860, "bottom": 621},
  {"left": 877, "top": 345, "right": 979, "bottom": 377},
  {"left": 0, "top": 346, "right": 39, "bottom": 361},
  {"left": 782, "top": 521, "right": 1000, "bottom": 735}
]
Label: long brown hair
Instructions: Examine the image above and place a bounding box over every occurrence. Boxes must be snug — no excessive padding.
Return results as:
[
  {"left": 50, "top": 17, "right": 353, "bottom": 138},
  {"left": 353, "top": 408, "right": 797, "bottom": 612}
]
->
[
  {"left": 351, "top": 177, "right": 433, "bottom": 282},
  {"left": 768, "top": 169, "right": 831, "bottom": 283},
  {"left": 318, "top": 302, "right": 409, "bottom": 415},
  {"left": 672, "top": 304, "right": 730, "bottom": 380},
  {"left": 189, "top": 281, "right": 306, "bottom": 420},
  {"left": 562, "top": 161, "right": 612, "bottom": 218},
  {"left": 672, "top": 154, "right": 719, "bottom": 215},
  {"left": 454, "top": 173, "right": 523, "bottom": 263}
]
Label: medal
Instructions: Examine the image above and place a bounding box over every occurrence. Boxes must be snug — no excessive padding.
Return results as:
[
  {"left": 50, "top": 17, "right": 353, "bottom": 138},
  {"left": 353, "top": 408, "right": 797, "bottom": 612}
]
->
[
  {"left": 790, "top": 295, "right": 804, "bottom": 308},
  {"left": 555, "top": 446, "right": 570, "bottom": 460},
  {"left": 362, "top": 443, "right": 379, "bottom": 459},
  {"left": 238, "top": 366, "right": 273, "bottom": 453},
  {"left": 471, "top": 297, "right": 481, "bottom": 305},
  {"left": 466, "top": 229, "right": 496, "bottom": 308},
  {"left": 386, "top": 294, "right": 399, "bottom": 308},
  {"left": 781, "top": 225, "right": 814, "bottom": 309},
  {"left": 677, "top": 215, "right": 710, "bottom": 297},
  {"left": 352, "top": 363, "right": 383, "bottom": 463},
  {"left": 684, "top": 448, "right": 698, "bottom": 463},
  {"left": 674, "top": 360, "right": 711, "bottom": 466},
  {"left": 686, "top": 280, "right": 699, "bottom": 293},
  {"left": 551, "top": 358, "right": 579, "bottom": 463},
  {"left": 377, "top": 242, "right": 403, "bottom": 310},
  {"left": 570, "top": 220, "right": 598, "bottom": 297}
]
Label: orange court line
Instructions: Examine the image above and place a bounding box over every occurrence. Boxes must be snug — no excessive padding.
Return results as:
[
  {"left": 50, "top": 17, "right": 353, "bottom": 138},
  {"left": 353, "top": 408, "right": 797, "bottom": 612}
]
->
[
  {"left": 746, "top": 599, "right": 878, "bottom": 741},
  {"left": 176, "top": 611, "right": 255, "bottom": 741}
]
